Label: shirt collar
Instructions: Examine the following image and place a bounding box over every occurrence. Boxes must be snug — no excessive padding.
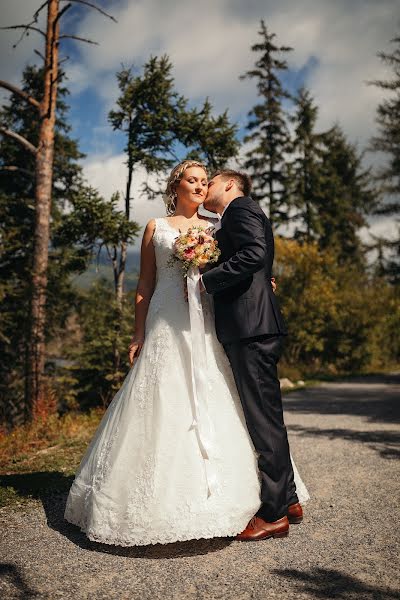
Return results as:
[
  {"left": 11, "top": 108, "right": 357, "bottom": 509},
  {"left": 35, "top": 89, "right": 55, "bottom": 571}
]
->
[{"left": 219, "top": 205, "right": 229, "bottom": 219}]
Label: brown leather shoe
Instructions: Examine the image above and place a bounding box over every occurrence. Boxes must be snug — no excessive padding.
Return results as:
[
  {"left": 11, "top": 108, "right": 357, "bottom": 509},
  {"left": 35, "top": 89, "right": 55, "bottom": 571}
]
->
[
  {"left": 288, "top": 502, "right": 303, "bottom": 524},
  {"left": 236, "top": 515, "right": 289, "bottom": 541}
]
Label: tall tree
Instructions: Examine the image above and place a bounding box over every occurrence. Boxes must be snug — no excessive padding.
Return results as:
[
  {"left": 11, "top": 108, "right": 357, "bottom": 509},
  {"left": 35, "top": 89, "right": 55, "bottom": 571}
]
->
[
  {"left": 0, "top": 0, "right": 115, "bottom": 420},
  {"left": 368, "top": 33, "right": 400, "bottom": 281},
  {"left": 0, "top": 66, "right": 83, "bottom": 426},
  {"left": 108, "top": 57, "right": 186, "bottom": 311},
  {"left": 240, "top": 20, "right": 293, "bottom": 226},
  {"left": 179, "top": 98, "right": 239, "bottom": 172},
  {"left": 317, "top": 126, "right": 375, "bottom": 264},
  {"left": 289, "top": 88, "right": 325, "bottom": 242},
  {"left": 108, "top": 56, "right": 239, "bottom": 376},
  {"left": 0, "top": 68, "right": 132, "bottom": 426}
]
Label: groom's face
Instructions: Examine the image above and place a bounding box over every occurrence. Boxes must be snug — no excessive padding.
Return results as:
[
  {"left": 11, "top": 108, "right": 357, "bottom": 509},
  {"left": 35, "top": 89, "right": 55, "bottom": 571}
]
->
[{"left": 204, "top": 175, "right": 226, "bottom": 213}]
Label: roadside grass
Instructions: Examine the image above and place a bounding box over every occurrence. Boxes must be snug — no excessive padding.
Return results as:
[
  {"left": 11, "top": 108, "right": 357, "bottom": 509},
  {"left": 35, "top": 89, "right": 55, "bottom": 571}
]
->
[{"left": 0, "top": 409, "right": 103, "bottom": 509}]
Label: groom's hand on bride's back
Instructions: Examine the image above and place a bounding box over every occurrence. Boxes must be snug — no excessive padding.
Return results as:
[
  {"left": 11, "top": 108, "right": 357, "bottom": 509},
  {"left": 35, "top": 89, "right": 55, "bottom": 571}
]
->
[{"left": 271, "top": 277, "right": 276, "bottom": 293}]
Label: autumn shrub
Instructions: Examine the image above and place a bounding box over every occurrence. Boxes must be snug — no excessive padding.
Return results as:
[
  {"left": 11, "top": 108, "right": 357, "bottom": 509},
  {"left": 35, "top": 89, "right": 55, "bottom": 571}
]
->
[{"left": 275, "top": 237, "right": 400, "bottom": 375}]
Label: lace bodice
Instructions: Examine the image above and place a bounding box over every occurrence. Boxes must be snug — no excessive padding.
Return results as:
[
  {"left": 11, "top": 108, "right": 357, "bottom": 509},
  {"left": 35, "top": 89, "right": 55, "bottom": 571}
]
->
[
  {"left": 152, "top": 216, "right": 215, "bottom": 278},
  {"left": 147, "top": 218, "right": 214, "bottom": 329}
]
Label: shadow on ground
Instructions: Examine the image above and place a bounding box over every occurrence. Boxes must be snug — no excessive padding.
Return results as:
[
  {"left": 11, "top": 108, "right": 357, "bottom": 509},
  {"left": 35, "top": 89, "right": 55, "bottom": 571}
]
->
[
  {"left": 0, "top": 563, "right": 40, "bottom": 598},
  {"left": 0, "top": 474, "right": 233, "bottom": 559},
  {"left": 42, "top": 492, "right": 233, "bottom": 559},
  {"left": 0, "top": 471, "right": 73, "bottom": 503},
  {"left": 274, "top": 567, "right": 399, "bottom": 599},
  {"left": 287, "top": 424, "right": 400, "bottom": 459},
  {"left": 284, "top": 375, "right": 400, "bottom": 425}
]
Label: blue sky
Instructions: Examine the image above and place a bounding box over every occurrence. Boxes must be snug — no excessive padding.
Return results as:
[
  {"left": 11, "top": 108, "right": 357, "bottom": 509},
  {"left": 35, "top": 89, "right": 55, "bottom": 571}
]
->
[{"left": 1, "top": 0, "right": 399, "bottom": 244}]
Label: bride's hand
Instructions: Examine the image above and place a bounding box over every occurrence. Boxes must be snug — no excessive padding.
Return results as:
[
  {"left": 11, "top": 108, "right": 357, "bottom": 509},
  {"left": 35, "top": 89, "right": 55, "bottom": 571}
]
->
[{"left": 128, "top": 335, "right": 145, "bottom": 366}]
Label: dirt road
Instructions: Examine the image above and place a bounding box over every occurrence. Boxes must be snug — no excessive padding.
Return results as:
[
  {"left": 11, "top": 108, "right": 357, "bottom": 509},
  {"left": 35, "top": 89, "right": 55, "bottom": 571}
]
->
[{"left": 1, "top": 377, "right": 399, "bottom": 599}]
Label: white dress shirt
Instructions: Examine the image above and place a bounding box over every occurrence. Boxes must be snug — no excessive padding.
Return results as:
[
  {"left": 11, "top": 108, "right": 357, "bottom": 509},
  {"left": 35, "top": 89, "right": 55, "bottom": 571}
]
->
[{"left": 200, "top": 205, "right": 229, "bottom": 291}]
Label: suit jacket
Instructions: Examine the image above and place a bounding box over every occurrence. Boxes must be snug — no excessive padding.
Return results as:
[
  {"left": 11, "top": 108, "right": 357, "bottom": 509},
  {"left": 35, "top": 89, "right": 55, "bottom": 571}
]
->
[{"left": 202, "top": 196, "right": 287, "bottom": 344}]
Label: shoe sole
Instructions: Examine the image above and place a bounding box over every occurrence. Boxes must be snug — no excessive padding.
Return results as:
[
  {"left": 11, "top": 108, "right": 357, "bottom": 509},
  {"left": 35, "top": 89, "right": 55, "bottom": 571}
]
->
[
  {"left": 288, "top": 517, "right": 303, "bottom": 524},
  {"left": 236, "top": 530, "right": 289, "bottom": 541}
]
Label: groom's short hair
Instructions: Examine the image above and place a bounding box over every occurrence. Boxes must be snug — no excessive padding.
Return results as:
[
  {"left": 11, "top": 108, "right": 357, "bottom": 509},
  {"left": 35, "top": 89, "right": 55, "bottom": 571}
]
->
[{"left": 212, "top": 169, "right": 252, "bottom": 197}]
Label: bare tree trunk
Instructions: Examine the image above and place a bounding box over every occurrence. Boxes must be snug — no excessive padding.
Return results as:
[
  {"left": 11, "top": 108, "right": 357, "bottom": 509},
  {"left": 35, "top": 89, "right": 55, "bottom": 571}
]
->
[
  {"left": 116, "top": 241, "right": 127, "bottom": 309},
  {"left": 117, "top": 155, "right": 133, "bottom": 301},
  {"left": 268, "top": 160, "right": 275, "bottom": 227},
  {"left": 26, "top": 0, "right": 60, "bottom": 419},
  {"left": 111, "top": 156, "right": 132, "bottom": 379}
]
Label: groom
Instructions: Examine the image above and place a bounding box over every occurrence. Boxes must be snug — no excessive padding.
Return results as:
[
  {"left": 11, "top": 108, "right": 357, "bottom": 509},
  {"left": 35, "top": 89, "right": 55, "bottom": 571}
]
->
[{"left": 202, "top": 170, "right": 302, "bottom": 541}]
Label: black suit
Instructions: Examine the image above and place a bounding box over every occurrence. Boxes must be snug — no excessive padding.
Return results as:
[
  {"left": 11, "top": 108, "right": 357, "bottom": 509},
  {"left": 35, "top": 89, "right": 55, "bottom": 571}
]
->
[{"left": 202, "top": 196, "right": 298, "bottom": 521}]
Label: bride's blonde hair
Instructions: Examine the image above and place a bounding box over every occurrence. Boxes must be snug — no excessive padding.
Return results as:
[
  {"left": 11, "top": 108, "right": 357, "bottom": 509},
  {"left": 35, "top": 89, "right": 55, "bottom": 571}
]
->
[{"left": 164, "top": 160, "right": 207, "bottom": 215}]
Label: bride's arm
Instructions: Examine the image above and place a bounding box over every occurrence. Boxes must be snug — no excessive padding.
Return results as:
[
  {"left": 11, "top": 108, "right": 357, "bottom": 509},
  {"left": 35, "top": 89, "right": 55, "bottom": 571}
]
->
[{"left": 128, "top": 220, "right": 156, "bottom": 366}]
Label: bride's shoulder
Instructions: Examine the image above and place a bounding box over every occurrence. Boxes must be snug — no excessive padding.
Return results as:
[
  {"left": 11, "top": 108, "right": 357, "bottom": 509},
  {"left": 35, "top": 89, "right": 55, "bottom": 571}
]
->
[{"left": 143, "top": 219, "right": 157, "bottom": 239}]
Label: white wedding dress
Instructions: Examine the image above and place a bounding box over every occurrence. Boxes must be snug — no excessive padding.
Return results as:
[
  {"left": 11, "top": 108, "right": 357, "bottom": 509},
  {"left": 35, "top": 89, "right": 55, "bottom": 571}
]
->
[{"left": 65, "top": 217, "right": 309, "bottom": 546}]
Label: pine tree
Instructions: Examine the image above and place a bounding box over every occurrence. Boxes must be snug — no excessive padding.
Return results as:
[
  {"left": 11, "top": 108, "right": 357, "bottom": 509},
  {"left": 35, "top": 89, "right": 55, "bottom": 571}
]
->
[
  {"left": 0, "top": 66, "right": 82, "bottom": 425},
  {"left": 240, "top": 20, "right": 293, "bottom": 226},
  {"left": 0, "top": 67, "right": 125, "bottom": 426},
  {"left": 179, "top": 98, "right": 239, "bottom": 171},
  {"left": 289, "top": 88, "right": 325, "bottom": 241},
  {"left": 317, "top": 126, "right": 375, "bottom": 264},
  {"left": 0, "top": 0, "right": 115, "bottom": 419},
  {"left": 369, "top": 34, "right": 400, "bottom": 282},
  {"left": 107, "top": 56, "right": 239, "bottom": 379}
]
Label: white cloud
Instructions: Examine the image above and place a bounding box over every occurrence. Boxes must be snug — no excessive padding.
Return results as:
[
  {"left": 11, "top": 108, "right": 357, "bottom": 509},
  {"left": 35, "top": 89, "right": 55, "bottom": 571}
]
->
[
  {"left": 82, "top": 153, "right": 167, "bottom": 245},
  {"left": 0, "top": 1, "right": 47, "bottom": 88},
  {"left": 2, "top": 0, "right": 398, "bottom": 244},
  {"left": 83, "top": 151, "right": 397, "bottom": 252}
]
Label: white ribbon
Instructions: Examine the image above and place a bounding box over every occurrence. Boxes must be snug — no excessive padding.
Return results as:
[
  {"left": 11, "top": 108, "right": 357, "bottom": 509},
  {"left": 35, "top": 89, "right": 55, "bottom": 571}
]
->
[{"left": 187, "top": 266, "right": 217, "bottom": 497}]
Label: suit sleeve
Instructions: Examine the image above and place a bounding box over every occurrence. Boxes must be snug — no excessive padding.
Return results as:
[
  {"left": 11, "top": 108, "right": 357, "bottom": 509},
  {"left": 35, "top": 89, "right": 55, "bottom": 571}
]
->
[{"left": 202, "top": 205, "right": 267, "bottom": 295}]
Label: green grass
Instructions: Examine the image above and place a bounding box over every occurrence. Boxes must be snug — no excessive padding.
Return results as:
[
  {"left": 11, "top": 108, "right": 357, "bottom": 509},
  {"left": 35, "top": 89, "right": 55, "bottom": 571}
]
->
[{"left": 0, "top": 410, "right": 103, "bottom": 508}]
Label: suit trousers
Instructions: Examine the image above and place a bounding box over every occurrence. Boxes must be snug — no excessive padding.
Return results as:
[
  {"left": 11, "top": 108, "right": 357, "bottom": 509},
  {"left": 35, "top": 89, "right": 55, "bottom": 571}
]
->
[{"left": 223, "top": 334, "right": 298, "bottom": 522}]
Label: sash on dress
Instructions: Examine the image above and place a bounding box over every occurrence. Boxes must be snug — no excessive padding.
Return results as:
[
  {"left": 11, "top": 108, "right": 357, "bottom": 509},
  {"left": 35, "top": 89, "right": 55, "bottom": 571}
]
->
[{"left": 187, "top": 266, "right": 217, "bottom": 497}]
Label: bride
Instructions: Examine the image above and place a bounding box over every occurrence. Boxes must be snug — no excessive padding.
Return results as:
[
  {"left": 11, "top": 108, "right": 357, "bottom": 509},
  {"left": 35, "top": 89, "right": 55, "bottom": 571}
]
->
[{"left": 64, "top": 159, "right": 309, "bottom": 546}]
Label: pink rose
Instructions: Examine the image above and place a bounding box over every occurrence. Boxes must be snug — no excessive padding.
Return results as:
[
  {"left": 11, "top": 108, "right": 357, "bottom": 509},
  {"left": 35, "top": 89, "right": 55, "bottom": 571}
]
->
[{"left": 184, "top": 248, "right": 195, "bottom": 260}]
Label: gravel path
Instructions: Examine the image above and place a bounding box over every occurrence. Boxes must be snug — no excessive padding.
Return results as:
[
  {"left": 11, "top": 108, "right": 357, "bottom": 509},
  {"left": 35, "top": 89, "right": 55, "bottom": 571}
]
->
[{"left": 1, "top": 377, "right": 399, "bottom": 599}]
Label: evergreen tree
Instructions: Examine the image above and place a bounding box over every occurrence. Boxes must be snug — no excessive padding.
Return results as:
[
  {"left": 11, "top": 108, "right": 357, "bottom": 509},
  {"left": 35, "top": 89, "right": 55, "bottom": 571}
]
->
[
  {"left": 0, "top": 0, "right": 115, "bottom": 417},
  {"left": 178, "top": 98, "right": 239, "bottom": 171},
  {"left": 107, "top": 56, "right": 239, "bottom": 379},
  {"left": 67, "top": 281, "right": 136, "bottom": 409},
  {"left": 240, "top": 20, "right": 293, "bottom": 225},
  {"left": 0, "top": 66, "right": 82, "bottom": 425},
  {"left": 0, "top": 67, "right": 123, "bottom": 426},
  {"left": 369, "top": 34, "right": 400, "bottom": 281},
  {"left": 289, "top": 88, "right": 325, "bottom": 241},
  {"left": 317, "top": 126, "right": 375, "bottom": 264}
]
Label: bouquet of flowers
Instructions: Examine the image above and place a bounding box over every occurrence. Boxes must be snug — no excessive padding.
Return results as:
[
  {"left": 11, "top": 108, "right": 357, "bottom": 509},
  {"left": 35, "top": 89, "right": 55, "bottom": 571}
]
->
[{"left": 169, "top": 226, "right": 221, "bottom": 276}]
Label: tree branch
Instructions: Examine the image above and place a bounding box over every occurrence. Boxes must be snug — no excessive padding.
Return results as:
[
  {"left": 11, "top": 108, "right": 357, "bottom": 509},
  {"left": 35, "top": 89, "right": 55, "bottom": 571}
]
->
[
  {"left": 0, "top": 165, "right": 35, "bottom": 177},
  {"left": 0, "top": 127, "right": 38, "bottom": 155},
  {"left": 4, "top": 0, "right": 49, "bottom": 49},
  {"left": 33, "top": 1, "right": 51, "bottom": 22},
  {"left": 54, "top": 3, "right": 72, "bottom": 27},
  {"left": 0, "top": 80, "right": 40, "bottom": 110},
  {"left": 61, "top": 0, "right": 117, "bottom": 22},
  {"left": 59, "top": 55, "right": 70, "bottom": 66},
  {"left": 0, "top": 24, "right": 46, "bottom": 38},
  {"left": 59, "top": 34, "right": 98, "bottom": 45},
  {"left": 34, "top": 48, "right": 45, "bottom": 61}
]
